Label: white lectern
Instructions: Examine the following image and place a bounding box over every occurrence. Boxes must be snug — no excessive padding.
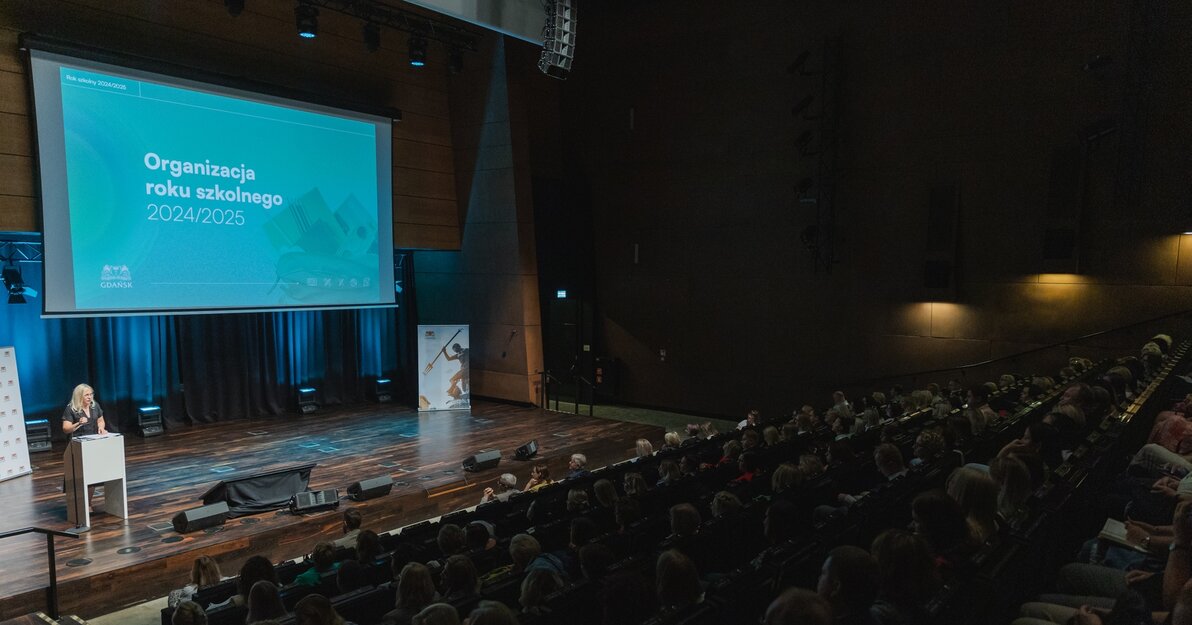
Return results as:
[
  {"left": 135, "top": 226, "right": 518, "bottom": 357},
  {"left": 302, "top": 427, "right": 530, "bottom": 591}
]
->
[{"left": 64, "top": 434, "right": 128, "bottom": 530}]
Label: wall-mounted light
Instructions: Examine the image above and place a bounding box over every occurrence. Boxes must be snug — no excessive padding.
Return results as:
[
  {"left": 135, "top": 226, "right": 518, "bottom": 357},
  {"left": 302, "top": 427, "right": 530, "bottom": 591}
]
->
[
  {"left": 408, "top": 35, "right": 428, "bottom": 67},
  {"left": 295, "top": 3, "right": 319, "bottom": 39}
]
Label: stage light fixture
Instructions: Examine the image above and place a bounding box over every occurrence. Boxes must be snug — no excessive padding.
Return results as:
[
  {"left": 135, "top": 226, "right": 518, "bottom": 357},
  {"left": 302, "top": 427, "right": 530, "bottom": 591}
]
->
[
  {"left": 363, "top": 21, "right": 381, "bottom": 52},
  {"left": 295, "top": 3, "right": 319, "bottom": 39},
  {"left": 375, "top": 378, "right": 392, "bottom": 403},
  {"left": 298, "top": 386, "right": 318, "bottom": 413},
  {"left": 137, "top": 405, "right": 164, "bottom": 437},
  {"left": 225, "top": 0, "right": 245, "bottom": 16},
  {"left": 408, "top": 35, "right": 428, "bottom": 66},
  {"left": 448, "top": 46, "right": 464, "bottom": 75},
  {"left": 25, "top": 419, "right": 51, "bottom": 453},
  {"left": 3, "top": 267, "right": 25, "bottom": 305}
]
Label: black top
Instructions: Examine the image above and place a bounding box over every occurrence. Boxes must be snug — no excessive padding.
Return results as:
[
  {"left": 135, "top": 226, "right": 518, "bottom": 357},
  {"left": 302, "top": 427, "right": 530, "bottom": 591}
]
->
[{"left": 62, "top": 402, "right": 102, "bottom": 437}]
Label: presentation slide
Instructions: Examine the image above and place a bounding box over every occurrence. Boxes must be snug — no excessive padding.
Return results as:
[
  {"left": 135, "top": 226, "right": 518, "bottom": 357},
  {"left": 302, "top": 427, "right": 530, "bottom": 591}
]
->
[{"left": 28, "top": 48, "right": 395, "bottom": 316}]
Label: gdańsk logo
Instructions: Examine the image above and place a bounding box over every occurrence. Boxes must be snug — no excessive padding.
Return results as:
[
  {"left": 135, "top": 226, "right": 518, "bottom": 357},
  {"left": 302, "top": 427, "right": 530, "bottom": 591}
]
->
[{"left": 100, "top": 264, "right": 133, "bottom": 289}]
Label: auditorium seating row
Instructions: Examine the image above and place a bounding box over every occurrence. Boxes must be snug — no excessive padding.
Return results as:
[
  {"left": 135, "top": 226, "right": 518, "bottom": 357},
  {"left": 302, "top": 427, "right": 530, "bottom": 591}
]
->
[{"left": 162, "top": 341, "right": 1187, "bottom": 625}]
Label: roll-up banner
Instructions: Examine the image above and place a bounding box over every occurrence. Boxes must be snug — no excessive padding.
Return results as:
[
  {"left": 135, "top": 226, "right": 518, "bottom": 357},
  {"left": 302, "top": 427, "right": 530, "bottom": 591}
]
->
[
  {"left": 417, "top": 325, "right": 470, "bottom": 411},
  {"left": 0, "top": 347, "right": 32, "bottom": 482}
]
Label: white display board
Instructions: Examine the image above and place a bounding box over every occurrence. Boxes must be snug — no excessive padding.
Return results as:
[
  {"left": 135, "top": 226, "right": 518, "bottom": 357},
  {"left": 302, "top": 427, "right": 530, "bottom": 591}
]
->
[
  {"left": 417, "top": 325, "right": 471, "bottom": 411},
  {"left": 0, "top": 346, "right": 32, "bottom": 482}
]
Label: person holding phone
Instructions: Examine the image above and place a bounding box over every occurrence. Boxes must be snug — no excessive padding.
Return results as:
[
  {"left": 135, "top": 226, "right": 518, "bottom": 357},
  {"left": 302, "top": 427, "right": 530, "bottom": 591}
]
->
[{"left": 62, "top": 383, "right": 107, "bottom": 437}]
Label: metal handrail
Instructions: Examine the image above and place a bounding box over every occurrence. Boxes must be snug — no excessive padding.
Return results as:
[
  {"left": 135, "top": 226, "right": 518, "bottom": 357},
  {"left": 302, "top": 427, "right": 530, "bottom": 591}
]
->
[
  {"left": 852, "top": 308, "right": 1192, "bottom": 387},
  {"left": 0, "top": 526, "right": 80, "bottom": 618}
]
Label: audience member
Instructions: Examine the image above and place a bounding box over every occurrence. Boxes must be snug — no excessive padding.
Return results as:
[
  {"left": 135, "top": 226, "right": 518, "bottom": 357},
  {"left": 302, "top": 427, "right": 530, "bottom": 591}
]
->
[
  {"left": 816, "top": 546, "right": 880, "bottom": 625},
  {"left": 245, "top": 580, "right": 286, "bottom": 624},
  {"left": 623, "top": 472, "right": 650, "bottom": 498},
  {"left": 383, "top": 562, "right": 437, "bottom": 625},
  {"left": 518, "top": 568, "right": 565, "bottom": 616},
  {"left": 911, "top": 489, "right": 978, "bottom": 572},
  {"left": 411, "top": 604, "right": 459, "bottom": 625},
  {"left": 464, "top": 521, "right": 501, "bottom": 574},
  {"left": 465, "top": 600, "right": 519, "bottom": 625},
  {"left": 989, "top": 455, "right": 1034, "bottom": 526},
  {"left": 294, "top": 593, "right": 352, "bottom": 625},
  {"left": 870, "top": 530, "right": 940, "bottom": 625},
  {"left": 567, "top": 453, "right": 591, "bottom": 479},
  {"left": 172, "top": 600, "right": 207, "bottom": 625},
  {"left": 336, "top": 559, "right": 368, "bottom": 594},
  {"left": 634, "top": 438, "right": 654, "bottom": 459},
  {"left": 356, "top": 529, "right": 384, "bottom": 564},
  {"left": 764, "top": 587, "right": 833, "bottom": 625},
  {"left": 168, "top": 555, "right": 222, "bottom": 608},
  {"left": 522, "top": 463, "right": 553, "bottom": 492},
  {"left": 710, "top": 490, "right": 743, "bottom": 519},
  {"left": 565, "top": 487, "right": 590, "bottom": 513},
  {"left": 655, "top": 549, "right": 702, "bottom": 611},
  {"left": 295, "top": 542, "right": 340, "bottom": 587},
  {"left": 439, "top": 554, "right": 480, "bottom": 607},
  {"left": 212, "top": 555, "right": 278, "bottom": 609},
  {"left": 832, "top": 391, "right": 855, "bottom": 418},
  {"left": 946, "top": 467, "right": 1000, "bottom": 543},
  {"left": 480, "top": 474, "right": 518, "bottom": 505},
  {"left": 333, "top": 509, "right": 364, "bottom": 549},
  {"left": 738, "top": 409, "right": 760, "bottom": 430},
  {"left": 579, "top": 542, "right": 614, "bottom": 581},
  {"left": 436, "top": 525, "right": 467, "bottom": 561}
]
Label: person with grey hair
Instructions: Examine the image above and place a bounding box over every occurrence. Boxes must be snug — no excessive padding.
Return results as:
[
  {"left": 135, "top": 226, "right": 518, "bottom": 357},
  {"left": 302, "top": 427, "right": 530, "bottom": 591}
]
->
[
  {"left": 480, "top": 473, "right": 518, "bottom": 505},
  {"left": 567, "top": 453, "right": 591, "bottom": 479},
  {"left": 172, "top": 601, "right": 207, "bottom": 625},
  {"left": 411, "top": 604, "right": 459, "bottom": 625}
]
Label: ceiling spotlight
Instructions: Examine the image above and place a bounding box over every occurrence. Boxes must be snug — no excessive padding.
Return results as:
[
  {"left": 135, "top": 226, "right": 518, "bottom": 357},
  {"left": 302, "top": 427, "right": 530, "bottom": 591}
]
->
[
  {"left": 408, "top": 35, "right": 428, "bottom": 67},
  {"left": 225, "top": 0, "right": 245, "bottom": 16},
  {"left": 295, "top": 3, "right": 318, "bottom": 39},
  {"left": 448, "top": 46, "right": 464, "bottom": 75},
  {"left": 363, "top": 22, "right": 381, "bottom": 52}
]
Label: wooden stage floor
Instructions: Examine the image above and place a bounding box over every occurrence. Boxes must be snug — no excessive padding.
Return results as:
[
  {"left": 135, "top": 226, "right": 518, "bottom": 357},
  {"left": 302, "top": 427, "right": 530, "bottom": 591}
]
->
[{"left": 0, "top": 401, "right": 660, "bottom": 621}]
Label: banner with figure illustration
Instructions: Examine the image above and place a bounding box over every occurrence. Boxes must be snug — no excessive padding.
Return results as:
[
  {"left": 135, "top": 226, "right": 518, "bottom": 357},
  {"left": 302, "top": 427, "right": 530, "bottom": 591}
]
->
[
  {"left": 418, "top": 325, "right": 470, "bottom": 411},
  {"left": 0, "top": 347, "right": 32, "bottom": 482}
]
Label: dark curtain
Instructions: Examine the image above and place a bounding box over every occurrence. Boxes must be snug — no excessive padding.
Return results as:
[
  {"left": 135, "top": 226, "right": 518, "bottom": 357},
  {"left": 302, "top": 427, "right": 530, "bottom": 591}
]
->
[{"left": 0, "top": 251, "right": 415, "bottom": 435}]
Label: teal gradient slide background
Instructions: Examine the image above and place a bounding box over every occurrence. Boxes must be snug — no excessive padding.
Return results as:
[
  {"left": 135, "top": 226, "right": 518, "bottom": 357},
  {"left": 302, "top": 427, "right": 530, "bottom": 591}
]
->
[{"left": 51, "top": 62, "right": 390, "bottom": 311}]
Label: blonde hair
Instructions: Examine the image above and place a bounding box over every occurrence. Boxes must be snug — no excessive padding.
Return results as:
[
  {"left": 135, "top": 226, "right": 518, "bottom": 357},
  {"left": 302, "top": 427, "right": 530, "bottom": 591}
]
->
[
  {"left": 635, "top": 438, "right": 654, "bottom": 457},
  {"left": 946, "top": 467, "right": 999, "bottom": 543},
  {"left": 191, "top": 555, "right": 221, "bottom": 588},
  {"left": 762, "top": 426, "right": 779, "bottom": 446},
  {"left": 69, "top": 384, "right": 94, "bottom": 413},
  {"left": 664, "top": 432, "right": 682, "bottom": 448},
  {"left": 771, "top": 463, "right": 802, "bottom": 494}
]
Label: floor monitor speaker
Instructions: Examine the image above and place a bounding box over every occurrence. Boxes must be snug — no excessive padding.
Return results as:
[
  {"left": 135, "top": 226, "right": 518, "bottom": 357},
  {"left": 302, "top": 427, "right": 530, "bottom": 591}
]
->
[
  {"left": 347, "top": 476, "right": 393, "bottom": 501},
  {"left": 172, "top": 501, "right": 229, "bottom": 533},
  {"left": 290, "top": 489, "right": 340, "bottom": 514},
  {"left": 514, "top": 440, "right": 538, "bottom": 460},
  {"left": 462, "top": 449, "right": 501, "bottom": 472}
]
